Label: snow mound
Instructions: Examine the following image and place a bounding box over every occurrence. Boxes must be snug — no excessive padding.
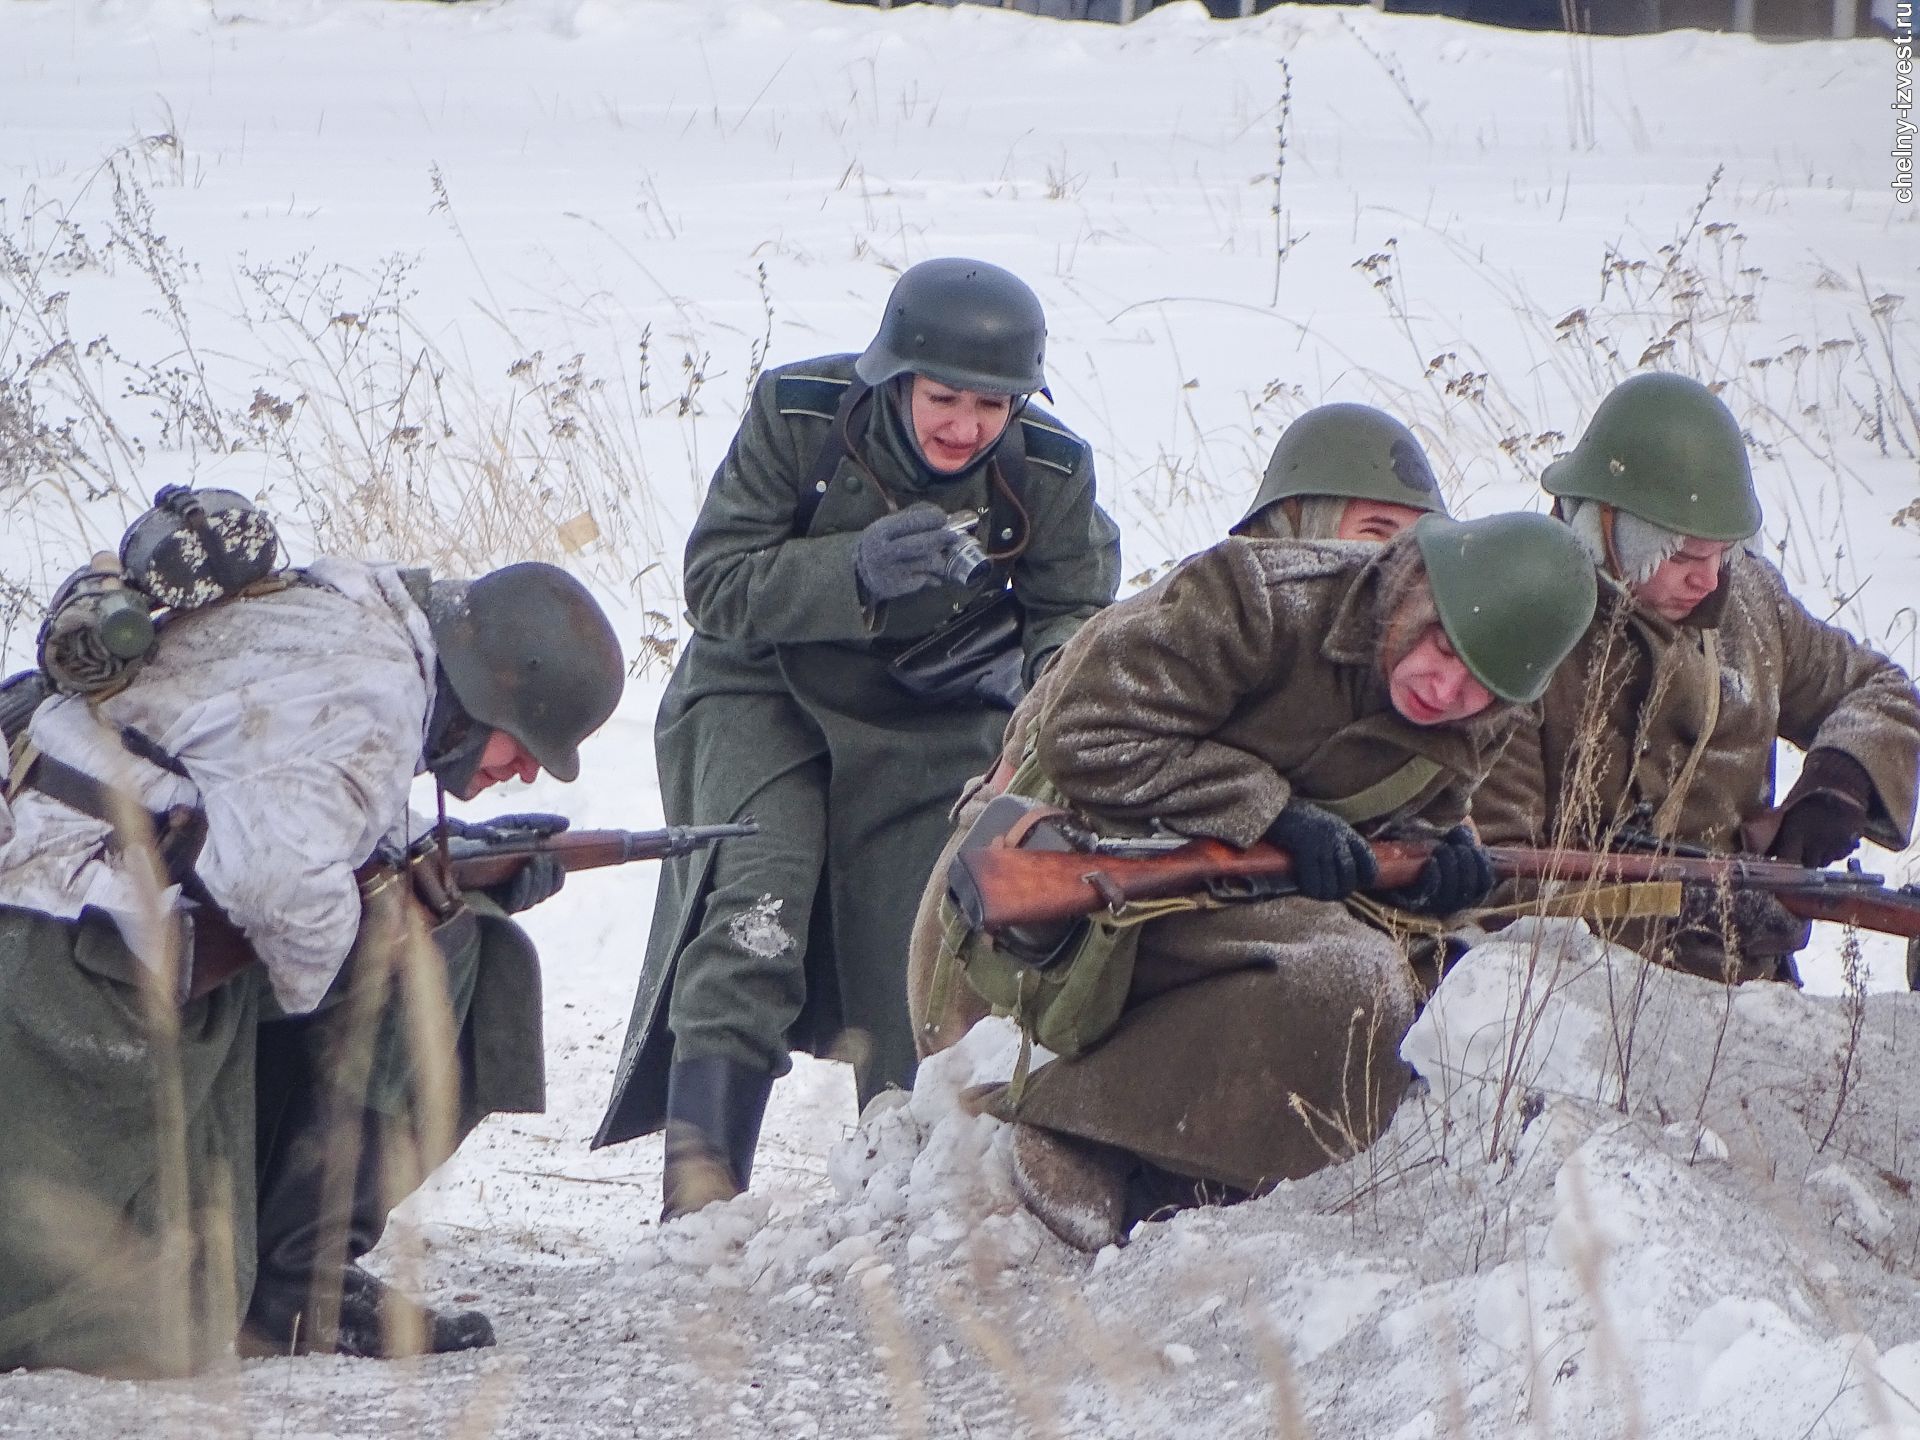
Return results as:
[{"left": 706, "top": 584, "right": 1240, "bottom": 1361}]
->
[
  {"left": 621, "top": 1020, "right": 1039, "bottom": 1296},
  {"left": 633, "top": 919, "right": 1920, "bottom": 1438}
]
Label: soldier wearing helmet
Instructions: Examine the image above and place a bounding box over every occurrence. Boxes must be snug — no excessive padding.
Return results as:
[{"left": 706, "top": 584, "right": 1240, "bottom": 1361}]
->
[
  {"left": 934, "top": 513, "right": 1594, "bottom": 1251},
  {"left": 592, "top": 259, "right": 1120, "bottom": 1222},
  {"left": 1234, "top": 402, "right": 1450, "bottom": 543},
  {"left": 0, "top": 537, "right": 623, "bottom": 1375},
  {"left": 1473, "top": 372, "right": 1920, "bottom": 982},
  {"left": 904, "top": 399, "right": 1448, "bottom": 1057}
]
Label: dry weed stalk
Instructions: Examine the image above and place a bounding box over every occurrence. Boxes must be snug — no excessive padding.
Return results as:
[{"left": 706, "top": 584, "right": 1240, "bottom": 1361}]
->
[{"left": 857, "top": 1269, "right": 929, "bottom": 1440}]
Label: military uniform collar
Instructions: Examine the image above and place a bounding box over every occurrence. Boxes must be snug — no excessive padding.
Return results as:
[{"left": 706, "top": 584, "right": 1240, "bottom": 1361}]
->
[{"left": 1320, "top": 546, "right": 1390, "bottom": 669}]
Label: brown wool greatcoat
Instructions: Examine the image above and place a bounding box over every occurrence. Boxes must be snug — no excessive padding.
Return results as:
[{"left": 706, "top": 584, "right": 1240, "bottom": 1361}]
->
[
  {"left": 914, "top": 537, "right": 1520, "bottom": 1193},
  {"left": 1473, "top": 552, "right": 1920, "bottom": 975}
]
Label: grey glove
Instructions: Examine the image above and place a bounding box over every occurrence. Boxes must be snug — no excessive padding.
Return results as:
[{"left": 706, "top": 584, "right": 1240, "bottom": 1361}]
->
[
  {"left": 444, "top": 812, "right": 570, "bottom": 914},
  {"left": 854, "top": 504, "right": 956, "bottom": 603}
]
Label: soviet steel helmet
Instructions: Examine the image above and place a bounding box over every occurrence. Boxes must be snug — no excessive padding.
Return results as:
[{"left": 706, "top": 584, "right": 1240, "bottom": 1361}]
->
[
  {"left": 855, "top": 258, "right": 1048, "bottom": 396},
  {"left": 1234, "top": 403, "right": 1449, "bottom": 535},
  {"left": 1540, "top": 373, "right": 1762, "bottom": 542},
  {"left": 427, "top": 563, "right": 624, "bottom": 783},
  {"left": 1413, "top": 512, "right": 1597, "bottom": 705}
]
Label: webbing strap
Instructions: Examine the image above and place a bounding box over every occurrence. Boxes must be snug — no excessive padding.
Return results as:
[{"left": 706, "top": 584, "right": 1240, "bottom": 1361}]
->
[
  {"left": 792, "top": 381, "right": 871, "bottom": 537},
  {"left": 1649, "top": 630, "right": 1722, "bottom": 840},
  {"left": 1317, "top": 755, "right": 1443, "bottom": 827}
]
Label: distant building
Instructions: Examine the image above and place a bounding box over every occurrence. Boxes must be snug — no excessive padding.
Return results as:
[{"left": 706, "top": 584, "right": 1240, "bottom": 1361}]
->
[{"left": 838, "top": 0, "right": 1883, "bottom": 39}]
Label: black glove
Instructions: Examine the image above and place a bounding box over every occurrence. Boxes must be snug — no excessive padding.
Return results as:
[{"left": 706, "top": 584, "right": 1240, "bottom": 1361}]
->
[
  {"left": 1769, "top": 749, "right": 1873, "bottom": 868},
  {"left": 1264, "top": 800, "right": 1378, "bottom": 902},
  {"left": 1673, "top": 883, "right": 1811, "bottom": 979},
  {"left": 854, "top": 504, "right": 956, "bottom": 603},
  {"left": 1377, "top": 824, "right": 1495, "bottom": 916},
  {"left": 442, "top": 812, "right": 570, "bottom": 914}
]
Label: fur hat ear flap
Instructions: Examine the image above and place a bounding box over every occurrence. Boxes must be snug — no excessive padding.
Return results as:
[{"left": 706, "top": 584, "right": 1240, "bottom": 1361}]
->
[
  {"left": 1563, "top": 498, "right": 1685, "bottom": 583},
  {"left": 1293, "top": 495, "right": 1352, "bottom": 542}
]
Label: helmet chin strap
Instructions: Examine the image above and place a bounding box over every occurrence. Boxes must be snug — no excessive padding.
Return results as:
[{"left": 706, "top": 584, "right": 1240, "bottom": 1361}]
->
[{"left": 423, "top": 665, "right": 490, "bottom": 796}]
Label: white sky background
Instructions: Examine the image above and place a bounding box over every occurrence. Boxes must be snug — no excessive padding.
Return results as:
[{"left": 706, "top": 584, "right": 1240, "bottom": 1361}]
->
[{"left": 2, "top": 1, "right": 1919, "bottom": 1435}]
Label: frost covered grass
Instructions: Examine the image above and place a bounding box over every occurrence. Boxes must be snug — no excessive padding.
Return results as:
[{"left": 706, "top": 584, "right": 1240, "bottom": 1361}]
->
[{"left": 1, "top": 0, "right": 1918, "bottom": 1433}]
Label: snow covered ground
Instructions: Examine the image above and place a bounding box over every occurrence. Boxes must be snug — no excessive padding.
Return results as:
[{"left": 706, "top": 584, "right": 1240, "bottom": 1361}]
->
[{"left": 1, "top": 0, "right": 1917, "bottom": 1434}]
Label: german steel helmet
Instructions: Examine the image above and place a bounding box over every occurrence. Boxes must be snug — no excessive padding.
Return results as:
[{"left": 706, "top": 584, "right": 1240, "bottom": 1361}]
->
[
  {"left": 427, "top": 563, "right": 624, "bottom": 783},
  {"left": 855, "top": 258, "right": 1048, "bottom": 396}
]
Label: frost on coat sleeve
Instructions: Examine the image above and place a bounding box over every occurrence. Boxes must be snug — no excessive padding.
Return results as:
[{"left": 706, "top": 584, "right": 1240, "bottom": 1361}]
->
[
  {"left": 681, "top": 373, "right": 873, "bottom": 646},
  {"left": 1035, "top": 538, "right": 1296, "bottom": 847},
  {"left": 1754, "top": 557, "right": 1920, "bottom": 850}
]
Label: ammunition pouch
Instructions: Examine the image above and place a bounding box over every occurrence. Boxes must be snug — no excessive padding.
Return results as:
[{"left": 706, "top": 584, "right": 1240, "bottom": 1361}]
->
[
  {"left": 933, "top": 752, "right": 1152, "bottom": 1084},
  {"left": 888, "top": 589, "right": 1024, "bottom": 708}
]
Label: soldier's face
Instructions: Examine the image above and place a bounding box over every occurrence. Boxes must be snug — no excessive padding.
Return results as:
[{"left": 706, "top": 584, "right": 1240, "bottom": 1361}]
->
[
  {"left": 462, "top": 729, "right": 542, "bottom": 798},
  {"left": 1336, "top": 499, "right": 1426, "bottom": 543},
  {"left": 909, "top": 376, "right": 1014, "bottom": 474},
  {"left": 1633, "top": 538, "right": 1729, "bottom": 621},
  {"left": 1388, "top": 625, "right": 1495, "bottom": 727}
]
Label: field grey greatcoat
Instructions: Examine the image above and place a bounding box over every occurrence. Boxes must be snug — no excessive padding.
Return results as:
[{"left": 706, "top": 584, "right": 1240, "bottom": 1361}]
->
[
  {"left": 958, "top": 537, "right": 1521, "bottom": 1193},
  {"left": 1473, "top": 552, "right": 1920, "bottom": 977},
  {"left": 594, "top": 355, "right": 1118, "bottom": 1147}
]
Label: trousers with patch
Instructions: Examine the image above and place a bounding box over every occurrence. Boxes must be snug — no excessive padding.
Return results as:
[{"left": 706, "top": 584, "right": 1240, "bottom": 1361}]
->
[{"left": 666, "top": 756, "right": 830, "bottom": 1078}]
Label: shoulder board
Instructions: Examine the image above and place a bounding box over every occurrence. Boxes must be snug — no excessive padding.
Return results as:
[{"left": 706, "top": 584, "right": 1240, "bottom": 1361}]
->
[
  {"left": 774, "top": 373, "right": 853, "bottom": 421},
  {"left": 1019, "top": 413, "right": 1088, "bottom": 478}
]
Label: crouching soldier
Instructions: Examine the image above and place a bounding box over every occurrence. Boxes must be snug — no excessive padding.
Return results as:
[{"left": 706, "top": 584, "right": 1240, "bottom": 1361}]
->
[
  {"left": 0, "top": 506, "right": 623, "bottom": 1375},
  {"left": 958, "top": 513, "right": 1596, "bottom": 1251},
  {"left": 1472, "top": 373, "right": 1920, "bottom": 982},
  {"left": 907, "top": 400, "right": 1449, "bottom": 1055}
]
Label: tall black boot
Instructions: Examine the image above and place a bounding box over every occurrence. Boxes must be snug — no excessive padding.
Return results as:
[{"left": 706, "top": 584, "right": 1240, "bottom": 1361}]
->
[
  {"left": 243, "top": 1018, "right": 494, "bottom": 1359},
  {"left": 661, "top": 1055, "right": 773, "bottom": 1223}
]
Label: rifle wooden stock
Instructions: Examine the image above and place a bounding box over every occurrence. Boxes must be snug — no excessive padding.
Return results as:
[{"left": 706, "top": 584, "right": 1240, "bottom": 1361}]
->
[{"left": 950, "top": 837, "right": 1920, "bottom": 941}]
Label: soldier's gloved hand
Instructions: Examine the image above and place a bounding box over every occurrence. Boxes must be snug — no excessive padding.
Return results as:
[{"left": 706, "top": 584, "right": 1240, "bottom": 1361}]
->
[
  {"left": 461, "top": 811, "right": 571, "bottom": 840},
  {"left": 1264, "top": 800, "right": 1378, "bottom": 902},
  {"left": 1377, "top": 824, "right": 1496, "bottom": 916},
  {"left": 442, "top": 813, "right": 570, "bottom": 913},
  {"left": 854, "top": 504, "right": 957, "bottom": 603},
  {"left": 1769, "top": 749, "right": 1873, "bottom": 868},
  {"left": 1674, "top": 883, "right": 1811, "bottom": 979},
  {"left": 491, "top": 854, "right": 566, "bottom": 914}
]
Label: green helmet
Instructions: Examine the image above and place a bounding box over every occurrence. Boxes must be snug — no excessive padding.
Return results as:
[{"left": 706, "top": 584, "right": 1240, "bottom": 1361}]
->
[
  {"left": 1541, "top": 373, "right": 1761, "bottom": 542},
  {"left": 854, "top": 258, "right": 1047, "bottom": 395},
  {"left": 1413, "top": 512, "right": 1597, "bottom": 705},
  {"left": 1234, "top": 403, "right": 1448, "bottom": 534},
  {"left": 428, "top": 562, "right": 624, "bottom": 783}
]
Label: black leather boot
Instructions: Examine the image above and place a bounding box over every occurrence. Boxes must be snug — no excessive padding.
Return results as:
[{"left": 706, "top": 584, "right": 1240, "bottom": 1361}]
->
[
  {"left": 660, "top": 1055, "right": 773, "bottom": 1222},
  {"left": 243, "top": 1017, "right": 496, "bottom": 1359}
]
